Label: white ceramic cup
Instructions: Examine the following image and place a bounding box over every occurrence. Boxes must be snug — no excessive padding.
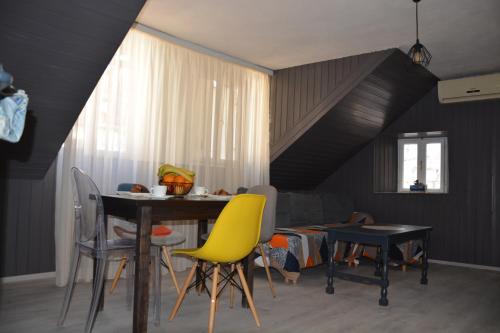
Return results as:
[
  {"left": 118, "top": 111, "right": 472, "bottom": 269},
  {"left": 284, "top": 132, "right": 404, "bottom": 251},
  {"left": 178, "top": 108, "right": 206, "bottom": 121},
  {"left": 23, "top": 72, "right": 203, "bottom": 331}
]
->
[
  {"left": 150, "top": 185, "right": 167, "bottom": 197},
  {"left": 193, "top": 186, "right": 208, "bottom": 195}
]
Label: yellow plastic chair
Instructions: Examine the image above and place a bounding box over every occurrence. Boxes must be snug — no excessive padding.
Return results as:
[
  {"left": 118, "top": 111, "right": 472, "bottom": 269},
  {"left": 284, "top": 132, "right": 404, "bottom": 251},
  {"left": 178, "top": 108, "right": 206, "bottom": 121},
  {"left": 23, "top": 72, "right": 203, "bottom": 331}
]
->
[{"left": 168, "top": 194, "right": 266, "bottom": 333}]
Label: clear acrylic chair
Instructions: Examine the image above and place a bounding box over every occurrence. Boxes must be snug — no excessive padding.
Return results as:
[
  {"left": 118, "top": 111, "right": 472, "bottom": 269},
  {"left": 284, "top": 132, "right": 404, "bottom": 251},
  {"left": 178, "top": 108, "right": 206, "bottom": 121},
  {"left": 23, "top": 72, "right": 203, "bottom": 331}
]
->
[
  {"left": 57, "top": 167, "right": 137, "bottom": 333},
  {"left": 111, "top": 223, "right": 185, "bottom": 326}
]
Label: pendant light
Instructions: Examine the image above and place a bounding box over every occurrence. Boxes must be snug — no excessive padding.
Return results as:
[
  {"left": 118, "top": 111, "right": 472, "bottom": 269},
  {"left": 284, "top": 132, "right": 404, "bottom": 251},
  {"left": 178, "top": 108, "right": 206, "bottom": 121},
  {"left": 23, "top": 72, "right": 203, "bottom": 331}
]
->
[{"left": 407, "top": 0, "right": 431, "bottom": 67}]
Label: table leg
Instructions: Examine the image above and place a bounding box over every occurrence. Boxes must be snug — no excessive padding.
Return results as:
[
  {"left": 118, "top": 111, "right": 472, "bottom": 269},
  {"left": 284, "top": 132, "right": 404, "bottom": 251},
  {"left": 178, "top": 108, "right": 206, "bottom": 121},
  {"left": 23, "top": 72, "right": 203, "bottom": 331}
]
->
[
  {"left": 152, "top": 246, "right": 161, "bottom": 326},
  {"left": 197, "top": 219, "right": 208, "bottom": 247},
  {"left": 326, "top": 239, "right": 336, "bottom": 294},
  {"left": 95, "top": 214, "right": 109, "bottom": 312},
  {"left": 374, "top": 246, "right": 382, "bottom": 277},
  {"left": 420, "top": 231, "right": 430, "bottom": 285},
  {"left": 133, "top": 206, "right": 152, "bottom": 333},
  {"left": 241, "top": 251, "right": 255, "bottom": 308},
  {"left": 196, "top": 219, "right": 208, "bottom": 292},
  {"left": 379, "top": 244, "right": 389, "bottom": 306}
]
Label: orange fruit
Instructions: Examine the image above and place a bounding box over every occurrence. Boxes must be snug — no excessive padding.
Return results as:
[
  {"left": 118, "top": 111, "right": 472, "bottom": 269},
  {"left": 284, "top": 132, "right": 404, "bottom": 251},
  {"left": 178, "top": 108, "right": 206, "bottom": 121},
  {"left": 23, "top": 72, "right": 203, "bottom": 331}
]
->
[
  {"left": 163, "top": 174, "right": 176, "bottom": 183},
  {"left": 174, "top": 175, "right": 186, "bottom": 183}
]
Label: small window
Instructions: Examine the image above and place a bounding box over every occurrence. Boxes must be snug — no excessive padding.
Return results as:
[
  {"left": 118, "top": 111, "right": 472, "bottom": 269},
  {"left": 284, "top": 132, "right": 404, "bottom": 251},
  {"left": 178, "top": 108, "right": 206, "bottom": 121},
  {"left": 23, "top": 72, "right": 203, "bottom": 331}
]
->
[{"left": 397, "top": 136, "right": 448, "bottom": 193}]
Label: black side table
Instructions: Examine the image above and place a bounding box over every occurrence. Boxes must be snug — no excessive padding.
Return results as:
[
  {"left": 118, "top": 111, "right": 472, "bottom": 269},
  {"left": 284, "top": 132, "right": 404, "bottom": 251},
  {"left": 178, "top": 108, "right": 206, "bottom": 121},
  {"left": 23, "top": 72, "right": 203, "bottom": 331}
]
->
[{"left": 325, "top": 224, "right": 432, "bottom": 306}]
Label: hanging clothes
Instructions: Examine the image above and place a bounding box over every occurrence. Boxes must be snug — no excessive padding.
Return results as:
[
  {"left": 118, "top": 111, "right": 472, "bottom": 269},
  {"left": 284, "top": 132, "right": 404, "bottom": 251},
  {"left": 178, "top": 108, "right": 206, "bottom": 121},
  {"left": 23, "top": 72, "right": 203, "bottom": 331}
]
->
[{"left": 0, "top": 89, "right": 29, "bottom": 143}]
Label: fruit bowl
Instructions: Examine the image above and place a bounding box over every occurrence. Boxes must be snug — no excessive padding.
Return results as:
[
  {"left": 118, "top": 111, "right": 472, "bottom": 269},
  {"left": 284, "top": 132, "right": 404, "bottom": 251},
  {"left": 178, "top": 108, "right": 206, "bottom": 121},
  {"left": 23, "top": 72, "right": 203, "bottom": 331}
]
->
[
  {"left": 157, "top": 164, "right": 195, "bottom": 196},
  {"left": 159, "top": 180, "right": 194, "bottom": 195}
]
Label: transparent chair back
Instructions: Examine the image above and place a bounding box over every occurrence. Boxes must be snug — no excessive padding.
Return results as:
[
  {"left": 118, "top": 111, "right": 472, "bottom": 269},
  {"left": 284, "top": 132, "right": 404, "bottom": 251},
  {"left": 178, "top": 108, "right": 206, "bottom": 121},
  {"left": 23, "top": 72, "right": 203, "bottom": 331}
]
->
[{"left": 72, "top": 167, "right": 108, "bottom": 251}]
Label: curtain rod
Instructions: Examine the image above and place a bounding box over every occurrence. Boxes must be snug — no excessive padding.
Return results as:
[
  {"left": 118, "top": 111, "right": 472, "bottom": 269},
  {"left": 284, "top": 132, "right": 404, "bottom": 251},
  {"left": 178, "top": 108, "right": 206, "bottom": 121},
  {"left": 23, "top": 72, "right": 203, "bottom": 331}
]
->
[{"left": 133, "top": 22, "right": 274, "bottom": 76}]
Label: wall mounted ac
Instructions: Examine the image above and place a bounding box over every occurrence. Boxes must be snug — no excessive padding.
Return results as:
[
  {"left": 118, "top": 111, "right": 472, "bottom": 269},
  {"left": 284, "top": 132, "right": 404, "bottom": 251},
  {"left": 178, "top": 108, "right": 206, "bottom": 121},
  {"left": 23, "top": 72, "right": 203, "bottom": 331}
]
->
[{"left": 438, "top": 73, "right": 500, "bottom": 104}]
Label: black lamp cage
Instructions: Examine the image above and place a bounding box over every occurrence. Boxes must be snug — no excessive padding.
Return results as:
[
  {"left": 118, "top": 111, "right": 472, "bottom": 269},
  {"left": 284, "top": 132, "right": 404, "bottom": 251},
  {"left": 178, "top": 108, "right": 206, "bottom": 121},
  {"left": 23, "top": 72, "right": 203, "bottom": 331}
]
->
[{"left": 407, "top": 0, "right": 432, "bottom": 67}]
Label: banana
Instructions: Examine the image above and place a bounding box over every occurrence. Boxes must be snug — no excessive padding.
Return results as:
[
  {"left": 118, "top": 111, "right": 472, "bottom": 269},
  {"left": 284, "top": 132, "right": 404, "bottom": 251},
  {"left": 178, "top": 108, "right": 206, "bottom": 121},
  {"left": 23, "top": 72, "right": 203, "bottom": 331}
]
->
[
  {"left": 174, "top": 165, "right": 195, "bottom": 177},
  {"left": 157, "top": 164, "right": 195, "bottom": 182}
]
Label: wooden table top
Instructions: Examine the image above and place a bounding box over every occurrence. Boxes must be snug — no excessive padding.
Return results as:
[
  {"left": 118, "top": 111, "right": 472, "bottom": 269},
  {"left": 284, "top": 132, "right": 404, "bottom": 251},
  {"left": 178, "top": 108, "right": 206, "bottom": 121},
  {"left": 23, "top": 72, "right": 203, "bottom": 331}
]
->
[
  {"left": 101, "top": 194, "right": 230, "bottom": 220},
  {"left": 327, "top": 224, "right": 432, "bottom": 235},
  {"left": 325, "top": 224, "right": 432, "bottom": 244}
]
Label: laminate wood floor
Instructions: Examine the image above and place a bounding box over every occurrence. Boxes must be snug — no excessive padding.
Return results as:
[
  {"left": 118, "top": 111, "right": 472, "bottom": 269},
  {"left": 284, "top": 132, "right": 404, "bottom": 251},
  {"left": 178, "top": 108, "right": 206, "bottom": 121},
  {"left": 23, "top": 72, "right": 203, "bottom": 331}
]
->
[{"left": 1, "top": 263, "right": 499, "bottom": 333}]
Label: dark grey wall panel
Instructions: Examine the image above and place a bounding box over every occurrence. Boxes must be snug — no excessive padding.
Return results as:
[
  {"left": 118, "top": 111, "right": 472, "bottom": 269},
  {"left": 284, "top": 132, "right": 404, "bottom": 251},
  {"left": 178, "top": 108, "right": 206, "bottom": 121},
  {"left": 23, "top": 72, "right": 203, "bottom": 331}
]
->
[
  {"left": 317, "top": 88, "right": 500, "bottom": 267},
  {"left": 0, "top": 160, "right": 56, "bottom": 277},
  {"left": 373, "top": 135, "right": 398, "bottom": 193},
  {"left": 0, "top": 0, "right": 146, "bottom": 179},
  {"left": 270, "top": 50, "right": 390, "bottom": 161},
  {"left": 271, "top": 49, "right": 437, "bottom": 189}
]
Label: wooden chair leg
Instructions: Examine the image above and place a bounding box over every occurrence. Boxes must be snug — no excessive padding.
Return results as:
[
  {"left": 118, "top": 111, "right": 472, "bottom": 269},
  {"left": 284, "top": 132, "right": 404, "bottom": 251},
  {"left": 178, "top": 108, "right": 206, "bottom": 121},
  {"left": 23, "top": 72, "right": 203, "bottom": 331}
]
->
[
  {"left": 229, "top": 263, "right": 235, "bottom": 308},
  {"left": 162, "top": 246, "right": 181, "bottom": 295},
  {"left": 198, "top": 261, "right": 207, "bottom": 295},
  {"left": 169, "top": 261, "right": 197, "bottom": 321},
  {"left": 109, "top": 256, "right": 127, "bottom": 294},
  {"left": 258, "top": 243, "right": 277, "bottom": 298},
  {"left": 236, "top": 263, "right": 261, "bottom": 327},
  {"left": 208, "top": 264, "right": 220, "bottom": 333}
]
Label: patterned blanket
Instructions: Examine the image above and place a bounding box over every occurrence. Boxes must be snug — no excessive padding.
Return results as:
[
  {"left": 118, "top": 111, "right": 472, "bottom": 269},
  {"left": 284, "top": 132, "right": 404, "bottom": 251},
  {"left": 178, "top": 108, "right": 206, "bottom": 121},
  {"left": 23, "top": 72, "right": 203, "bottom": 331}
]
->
[
  {"left": 258, "top": 221, "right": 422, "bottom": 283},
  {"left": 263, "top": 227, "right": 329, "bottom": 283}
]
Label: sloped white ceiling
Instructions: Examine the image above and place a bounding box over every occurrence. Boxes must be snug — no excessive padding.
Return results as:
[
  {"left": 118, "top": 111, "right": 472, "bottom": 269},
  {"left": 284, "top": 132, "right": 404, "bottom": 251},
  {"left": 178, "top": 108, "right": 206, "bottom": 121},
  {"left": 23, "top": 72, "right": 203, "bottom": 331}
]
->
[{"left": 138, "top": 0, "right": 500, "bottom": 79}]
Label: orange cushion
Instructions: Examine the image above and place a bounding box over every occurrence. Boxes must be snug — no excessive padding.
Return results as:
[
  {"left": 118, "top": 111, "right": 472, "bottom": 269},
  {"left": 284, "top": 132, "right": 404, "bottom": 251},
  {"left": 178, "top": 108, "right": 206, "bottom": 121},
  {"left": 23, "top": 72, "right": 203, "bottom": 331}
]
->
[
  {"left": 152, "top": 225, "right": 172, "bottom": 236},
  {"left": 270, "top": 234, "right": 289, "bottom": 249}
]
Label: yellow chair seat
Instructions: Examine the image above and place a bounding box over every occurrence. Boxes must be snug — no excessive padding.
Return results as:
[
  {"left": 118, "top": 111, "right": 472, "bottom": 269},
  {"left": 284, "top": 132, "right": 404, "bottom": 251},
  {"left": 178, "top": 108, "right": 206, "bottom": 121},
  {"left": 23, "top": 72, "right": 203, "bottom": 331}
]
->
[{"left": 172, "top": 247, "right": 243, "bottom": 263}]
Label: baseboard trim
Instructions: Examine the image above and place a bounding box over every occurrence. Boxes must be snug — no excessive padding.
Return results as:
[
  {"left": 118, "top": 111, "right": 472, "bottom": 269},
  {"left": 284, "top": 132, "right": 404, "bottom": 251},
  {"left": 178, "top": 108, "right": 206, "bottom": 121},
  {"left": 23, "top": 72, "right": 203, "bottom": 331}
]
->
[
  {"left": 0, "top": 271, "right": 56, "bottom": 284},
  {"left": 1, "top": 260, "right": 497, "bottom": 283},
  {"left": 429, "top": 259, "right": 500, "bottom": 272}
]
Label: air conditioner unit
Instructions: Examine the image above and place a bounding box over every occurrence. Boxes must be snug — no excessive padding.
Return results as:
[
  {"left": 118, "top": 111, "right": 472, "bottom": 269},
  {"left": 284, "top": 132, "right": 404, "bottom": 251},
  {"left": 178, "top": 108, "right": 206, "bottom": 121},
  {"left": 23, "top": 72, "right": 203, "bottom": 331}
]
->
[{"left": 438, "top": 73, "right": 500, "bottom": 104}]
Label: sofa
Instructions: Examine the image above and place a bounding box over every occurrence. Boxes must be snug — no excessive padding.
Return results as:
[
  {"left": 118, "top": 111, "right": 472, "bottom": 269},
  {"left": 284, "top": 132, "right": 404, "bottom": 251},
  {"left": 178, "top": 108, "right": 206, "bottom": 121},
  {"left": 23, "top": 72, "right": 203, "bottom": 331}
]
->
[
  {"left": 259, "top": 191, "right": 374, "bottom": 284},
  {"left": 275, "top": 191, "right": 355, "bottom": 228}
]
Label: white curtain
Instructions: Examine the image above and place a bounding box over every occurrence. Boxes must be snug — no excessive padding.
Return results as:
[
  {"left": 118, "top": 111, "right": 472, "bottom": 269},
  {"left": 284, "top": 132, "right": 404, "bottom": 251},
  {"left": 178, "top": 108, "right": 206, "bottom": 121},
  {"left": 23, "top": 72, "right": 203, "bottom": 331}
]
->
[{"left": 55, "top": 28, "right": 270, "bottom": 286}]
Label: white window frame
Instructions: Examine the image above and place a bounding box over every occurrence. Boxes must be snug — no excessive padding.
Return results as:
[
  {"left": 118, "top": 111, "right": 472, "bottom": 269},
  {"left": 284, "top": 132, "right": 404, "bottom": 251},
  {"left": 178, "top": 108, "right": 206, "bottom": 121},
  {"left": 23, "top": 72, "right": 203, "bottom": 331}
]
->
[{"left": 397, "top": 136, "right": 448, "bottom": 193}]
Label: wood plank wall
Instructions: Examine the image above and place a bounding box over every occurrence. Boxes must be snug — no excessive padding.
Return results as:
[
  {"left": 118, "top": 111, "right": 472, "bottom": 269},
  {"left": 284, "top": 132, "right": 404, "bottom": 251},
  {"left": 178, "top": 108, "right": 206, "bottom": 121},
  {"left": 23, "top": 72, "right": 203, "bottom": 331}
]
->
[
  {"left": 0, "top": 161, "right": 56, "bottom": 277},
  {"left": 270, "top": 49, "right": 437, "bottom": 189},
  {"left": 269, "top": 50, "right": 389, "bottom": 160},
  {"left": 317, "top": 88, "right": 500, "bottom": 267},
  {"left": 0, "top": 0, "right": 146, "bottom": 179},
  {"left": 373, "top": 135, "right": 398, "bottom": 193}
]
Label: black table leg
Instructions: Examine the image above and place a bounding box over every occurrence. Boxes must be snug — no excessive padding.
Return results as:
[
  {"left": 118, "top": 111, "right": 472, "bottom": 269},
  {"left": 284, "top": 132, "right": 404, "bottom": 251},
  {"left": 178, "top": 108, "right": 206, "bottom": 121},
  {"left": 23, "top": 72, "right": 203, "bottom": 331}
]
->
[
  {"left": 420, "top": 231, "right": 430, "bottom": 285},
  {"left": 241, "top": 251, "right": 255, "bottom": 308},
  {"left": 379, "top": 243, "right": 389, "bottom": 306},
  {"left": 326, "top": 239, "right": 336, "bottom": 294},
  {"left": 196, "top": 219, "right": 208, "bottom": 292},
  {"left": 133, "top": 206, "right": 152, "bottom": 333},
  {"left": 374, "top": 246, "right": 382, "bottom": 277}
]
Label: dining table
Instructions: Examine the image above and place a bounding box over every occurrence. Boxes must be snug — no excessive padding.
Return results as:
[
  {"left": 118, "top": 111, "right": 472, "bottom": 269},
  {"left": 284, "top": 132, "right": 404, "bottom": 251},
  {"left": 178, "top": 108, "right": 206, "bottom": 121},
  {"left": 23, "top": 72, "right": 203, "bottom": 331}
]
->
[{"left": 100, "top": 193, "right": 256, "bottom": 333}]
